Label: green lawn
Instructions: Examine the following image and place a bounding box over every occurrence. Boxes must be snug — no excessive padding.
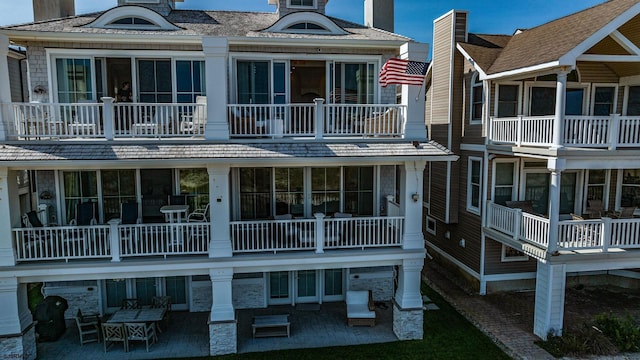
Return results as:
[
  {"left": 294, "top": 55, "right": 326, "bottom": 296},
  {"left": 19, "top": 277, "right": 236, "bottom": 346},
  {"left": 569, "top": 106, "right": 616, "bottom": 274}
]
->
[{"left": 191, "top": 284, "right": 509, "bottom": 360}]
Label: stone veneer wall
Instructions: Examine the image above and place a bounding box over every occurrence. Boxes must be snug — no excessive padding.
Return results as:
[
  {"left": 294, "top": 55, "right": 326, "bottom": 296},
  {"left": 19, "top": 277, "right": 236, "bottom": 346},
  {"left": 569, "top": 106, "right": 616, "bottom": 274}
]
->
[
  {"left": 43, "top": 281, "right": 101, "bottom": 319},
  {"left": 209, "top": 321, "right": 237, "bottom": 356},
  {"left": 191, "top": 280, "right": 213, "bottom": 312},
  {"left": 392, "top": 303, "right": 423, "bottom": 340},
  {"left": 379, "top": 165, "right": 396, "bottom": 215},
  {"left": 35, "top": 170, "right": 58, "bottom": 225},
  {"left": 232, "top": 277, "right": 265, "bottom": 309},
  {"left": 0, "top": 325, "right": 36, "bottom": 360},
  {"left": 349, "top": 267, "right": 394, "bottom": 301}
]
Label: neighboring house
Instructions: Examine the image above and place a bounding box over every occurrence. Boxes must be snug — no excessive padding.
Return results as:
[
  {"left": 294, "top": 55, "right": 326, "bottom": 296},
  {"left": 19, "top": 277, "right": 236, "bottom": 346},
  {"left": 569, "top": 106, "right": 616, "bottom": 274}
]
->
[
  {"left": 0, "top": 0, "right": 456, "bottom": 358},
  {"left": 425, "top": 0, "right": 640, "bottom": 340}
]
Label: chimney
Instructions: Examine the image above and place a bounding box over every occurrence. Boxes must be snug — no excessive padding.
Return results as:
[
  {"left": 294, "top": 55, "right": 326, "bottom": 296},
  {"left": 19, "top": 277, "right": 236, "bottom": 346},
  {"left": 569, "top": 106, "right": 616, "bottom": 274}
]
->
[
  {"left": 117, "top": 0, "right": 177, "bottom": 16},
  {"left": 364, "top": 0, "right": 394, "bottom": 33},
  {"left": 270, "top": 0, "right": 328, "bottom": 18},
  {"left": 32, "top": 0, "right": 75, "bottom": 22}
]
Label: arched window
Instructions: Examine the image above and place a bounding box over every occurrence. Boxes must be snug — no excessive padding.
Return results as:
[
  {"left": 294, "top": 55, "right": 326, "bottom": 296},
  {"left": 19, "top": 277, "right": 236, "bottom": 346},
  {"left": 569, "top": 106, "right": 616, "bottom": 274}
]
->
[
  {"left": 109, "top": 17, "right": 154, "bottom": 26},
  {"left": 285, "top": 22, "right": 328, "bottom": 31},
  {"left": 470, "top": 73, "right": 483, "bottom": 123}
]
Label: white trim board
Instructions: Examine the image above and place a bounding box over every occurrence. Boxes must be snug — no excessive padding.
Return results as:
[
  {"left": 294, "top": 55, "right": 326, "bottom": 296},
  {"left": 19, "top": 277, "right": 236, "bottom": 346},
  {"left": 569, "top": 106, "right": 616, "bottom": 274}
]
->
[{"left": 426, "top": 241, "right": 481, "bottom": 280}]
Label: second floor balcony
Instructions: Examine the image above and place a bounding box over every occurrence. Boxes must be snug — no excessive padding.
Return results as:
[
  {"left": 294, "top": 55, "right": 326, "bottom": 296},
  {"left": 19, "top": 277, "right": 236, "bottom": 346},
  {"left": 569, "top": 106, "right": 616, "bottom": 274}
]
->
[{"left": 0, "top": 100, "right": 408, "bottom": 142}]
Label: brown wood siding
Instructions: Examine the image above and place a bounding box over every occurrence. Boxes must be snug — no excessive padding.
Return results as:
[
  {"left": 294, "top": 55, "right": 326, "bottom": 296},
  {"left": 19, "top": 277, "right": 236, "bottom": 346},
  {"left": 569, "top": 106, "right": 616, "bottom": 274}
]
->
[
  {"left": 619, "top": 13, "right": 640, "bottom": 46},
  {"left": 430, "top": 13, "right": 454, "bottom": 126},
  {"left": 426, "top": 216, "right": 481, "bottom": 274},
  {"left": 461, "top": 64, "right": 484, "bottom": 144},
  {"left": 617, "top": 86, "right": 625, "bottom": 114},
  {"left": 577, "top": 62, "right": 619, "bottom": 83},
  {"left": 585, "top": 35, "right": 629, "bottom": 55},
  {"left": 484, "top": 238, "right": 537, "bottom": 275},
  {"left": 429, "top": 161, "right": 449, "bottom": 222}
]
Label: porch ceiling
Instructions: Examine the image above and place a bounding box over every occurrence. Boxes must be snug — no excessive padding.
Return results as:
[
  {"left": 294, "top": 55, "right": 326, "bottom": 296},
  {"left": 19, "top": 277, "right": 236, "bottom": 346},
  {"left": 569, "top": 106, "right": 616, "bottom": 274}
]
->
[{"left": 0, "top": 141, "right": 457, "bottom": 168}]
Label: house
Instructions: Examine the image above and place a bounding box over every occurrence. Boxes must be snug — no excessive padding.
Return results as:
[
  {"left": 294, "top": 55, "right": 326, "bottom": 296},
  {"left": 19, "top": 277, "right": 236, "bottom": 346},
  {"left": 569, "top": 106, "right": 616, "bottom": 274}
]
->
[
  {"left": 0, "top": 0, "right": 457, "bottom": 357},
  {"left": 425, "top": 0, "right": 640, "bottom": 340}
]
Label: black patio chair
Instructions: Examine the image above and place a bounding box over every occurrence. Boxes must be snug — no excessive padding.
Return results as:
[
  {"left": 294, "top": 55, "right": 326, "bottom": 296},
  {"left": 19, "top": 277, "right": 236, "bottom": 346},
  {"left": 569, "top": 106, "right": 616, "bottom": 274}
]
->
[
  {"left": 120, "top": 202, "right": 140, "bottom": 225},
  {"left": 168, "top": 194, "right": 187, "bottom": 206},
  {"left": 70, "top": 202, "right": 98, "bottom": 226}
]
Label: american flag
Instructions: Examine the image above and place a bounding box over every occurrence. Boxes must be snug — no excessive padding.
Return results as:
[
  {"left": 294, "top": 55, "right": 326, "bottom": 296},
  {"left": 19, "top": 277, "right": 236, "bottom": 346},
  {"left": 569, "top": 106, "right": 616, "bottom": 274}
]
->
[{"left": 379, "top": 58, "right": 428, "bottom": 87}]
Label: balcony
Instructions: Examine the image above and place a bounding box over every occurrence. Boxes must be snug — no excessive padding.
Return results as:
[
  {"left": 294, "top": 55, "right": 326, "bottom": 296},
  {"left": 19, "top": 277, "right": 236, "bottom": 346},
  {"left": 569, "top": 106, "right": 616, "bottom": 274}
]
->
[
  {"left": 13, "top": 215, "right": 404, "bottom": 263},
  {"left": 0, "top": 101, "right": 407, "bottom": 141},
  {"left": 489, "top": 115, "right": 640, "bottom": 149},
  {"left": 487, "top": 202, "right": 640, "bottom": 256}
]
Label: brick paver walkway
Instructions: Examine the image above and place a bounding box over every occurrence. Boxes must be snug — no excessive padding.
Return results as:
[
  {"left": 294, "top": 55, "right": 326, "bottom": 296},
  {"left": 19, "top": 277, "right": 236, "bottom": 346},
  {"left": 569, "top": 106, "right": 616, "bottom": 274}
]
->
[{"left": 424, "top": 260, "right": 555, "bottom": 360}]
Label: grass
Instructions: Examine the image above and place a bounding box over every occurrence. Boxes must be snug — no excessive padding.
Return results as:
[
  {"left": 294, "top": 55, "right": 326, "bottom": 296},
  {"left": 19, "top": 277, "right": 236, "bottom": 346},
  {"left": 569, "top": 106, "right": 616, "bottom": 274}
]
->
[{"left": 188, "top": 284, "right": 509, "bottom": 360}]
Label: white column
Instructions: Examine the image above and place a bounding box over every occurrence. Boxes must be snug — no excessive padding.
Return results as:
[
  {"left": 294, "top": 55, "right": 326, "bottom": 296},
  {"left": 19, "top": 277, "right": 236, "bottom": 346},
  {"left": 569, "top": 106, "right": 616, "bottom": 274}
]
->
[
  {"left": 402, "top": 161, "right": 427, "bottom": 250},
  {"left": 547, "top": 158, "right": 564, "bottom": 254},
  {"left": 0, "top": 277, "right": 36, "bottom": 360},
  {"left": 207, "top": 165, "right": 232, "bottom": 258},
  {"left": 101, "top": 97, "right": 115, "bottom": 140},
  {"left": 551, "top": 68, "right": 569, "bottom": 149},
  {"left": 209, "top": 268, "right": 235, "bottom": 321},
  {"left": 400, "top": 42, "right": 429, "bottom": 140},
  {"left": 314, "top": 98, "right": 325, "bottom": 140},
  {"left": 0, "top": 35, "right": 12, "bottom": 142},
  {"left": 394, "top": 258, "right": 424, "bottom": 309},
  {"left": 0, "top": 168, "right": 20, "bottom": 266},
  {"left": 533, "top": 262, "right": 566, "bottom": 339},
  {"left": 314, "top": 212, "right": 325, "bottom": 254},
  {"left": 203, "top": 37, "right": 229, "bottom": 140}
]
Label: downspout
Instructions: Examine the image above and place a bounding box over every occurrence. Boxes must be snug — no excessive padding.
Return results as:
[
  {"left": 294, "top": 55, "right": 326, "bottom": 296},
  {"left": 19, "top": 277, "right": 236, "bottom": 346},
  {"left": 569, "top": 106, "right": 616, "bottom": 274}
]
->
[{"left": 479, "top": 78, "right": 491, "bottom": 295}]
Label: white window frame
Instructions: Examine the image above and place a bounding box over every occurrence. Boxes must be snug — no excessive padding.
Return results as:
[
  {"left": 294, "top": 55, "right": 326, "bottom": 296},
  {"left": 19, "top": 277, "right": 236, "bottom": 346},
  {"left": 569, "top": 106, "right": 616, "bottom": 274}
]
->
[
  {"left": 523, "top": 81, "right": 590, "bottom": 116},
  {"left": 501, "top": 244, "right": 529, "bottom": 262},
  {"left": 583, "top": 169, "right": 610, "bottom": 214},
  {"left": 590, "top": 83, "right": 618, "bottom": 116},
  {"left": 622, "top": 85, "right": 640, "bottom": 116},
  {"left": 493, "top": 81, "right": 522, "bottom": 118},
  {"left": 491, "top": 159, "right": 519, "bottom": 204},
  {"left": 469, "top": 72, "right": 483, "bottom": 124},
  {"left": 425, "top": 215, "right": 436, "bottom": 235},
  {"left": 616, "top": 169, "right": 640, "bottom": 212},
  {"left": 466, "top": 157, "right": 482, "bottom": 215},
  {"left": 287, "top": 0, "right": 317, "bottom": 9}
]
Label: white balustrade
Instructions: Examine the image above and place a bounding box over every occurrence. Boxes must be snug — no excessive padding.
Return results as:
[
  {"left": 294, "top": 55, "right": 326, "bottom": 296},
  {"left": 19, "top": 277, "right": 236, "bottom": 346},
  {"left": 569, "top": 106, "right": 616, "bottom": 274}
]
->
[
  {"left": 563, "top": 116, "right": 611, "bottom": 147},
  {"left": 5, "top": 102, "right": 104, "bottom": 139},
  {"left": 13, "top": 226, "right": 110, "bottom": 262},
  {"left": 487, "top": 202, "right": 518, "bottom": 237},
  {"left": 227, "top": 104, "right": 315, "bottom": 138},
  {"left": 557, "top": 219, "right": 603, "bottom": 250},
  {"left": 325, "top": 104, "right": 406, "bottom": 137},
  {"left": 610, "top": 218, "right": 640, "bottom": 249},
  {"left": 231, "top": 218, "right": 316, "bottom": 253},
  {"left": 520, "top": 116, "right": 554, "bottom": 146},
  {"left": 114, "top": 102, "right": 205, "bottom": 138},
  {"left": 119, "top": 223, "right": 209, "bottom": 258},
  {"left": 324, "top": 216, "right": 403, "bottom": 249},
  {"left": 617, "top": 116, "right": 640, "bottom": 148},
  {"left": 490, "top": 117, "right": 519, "bottom": 144}
]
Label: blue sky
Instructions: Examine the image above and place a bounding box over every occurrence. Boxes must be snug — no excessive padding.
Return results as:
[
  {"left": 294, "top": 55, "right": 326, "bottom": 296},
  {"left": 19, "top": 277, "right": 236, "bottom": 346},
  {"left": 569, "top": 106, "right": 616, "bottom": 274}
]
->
[{"left": 0, "top": 0, "right": 606, "bottom": 47}]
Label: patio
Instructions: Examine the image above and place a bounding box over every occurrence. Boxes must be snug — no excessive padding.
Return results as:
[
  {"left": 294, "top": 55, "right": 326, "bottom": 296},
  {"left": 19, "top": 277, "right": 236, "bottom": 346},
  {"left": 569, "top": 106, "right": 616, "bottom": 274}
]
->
[{"left": 36, "top": 301, "right": 396, "bottom": 359}]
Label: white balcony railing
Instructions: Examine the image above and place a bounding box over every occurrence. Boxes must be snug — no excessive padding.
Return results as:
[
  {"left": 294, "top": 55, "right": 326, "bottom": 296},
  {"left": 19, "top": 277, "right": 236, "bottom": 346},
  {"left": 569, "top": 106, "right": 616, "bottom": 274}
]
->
[
  {"left": 489, "top": 114, "right": 640, "bottom": 149},
  {"left": 114, "top": 103, "right": 206, "bottom": 138},
  {"left": 14, "top": 225, "right": 111, "bottom": 262},
  {"left": 487, "top": 202, "right": 640, "bottom": 253},
  {"left": 119, "top": 222, "right": 210, "bottom": 258},
  {"left": 6, "top": 102, "right": 105, "bottom": 139}
]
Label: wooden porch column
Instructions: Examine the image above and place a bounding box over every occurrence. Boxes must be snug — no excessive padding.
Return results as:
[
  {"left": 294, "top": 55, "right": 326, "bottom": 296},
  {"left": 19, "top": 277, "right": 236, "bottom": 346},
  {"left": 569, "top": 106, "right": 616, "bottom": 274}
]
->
[
  {"left": 400, "top": 42, "right": 429, "bottom": 140},
  {"left": 533, "top": 262, "right": 566, "bottom": 339},
  {"left": 207, "top": 165, "right": 232, "bottom": 258},
  {"left": 0, "top": 168, "right": 21, "bottom": 266},
  {"left": 203, "top": 37, "right": 229, "bottom": 140},
  {"left": 0, "top": 35, "right": 12, "bottom": 142},
  {"left": 551, "top": 68, "right": 570, "bottom": 149},
  {"left": 208, "top": 267, "right": 236, "bottom": 356},
  {"left": 0, "top": 278, "right": 36, "bottom": 360},
  {"left": 402, "top": 160, "right": 427, "bottom": 250}
]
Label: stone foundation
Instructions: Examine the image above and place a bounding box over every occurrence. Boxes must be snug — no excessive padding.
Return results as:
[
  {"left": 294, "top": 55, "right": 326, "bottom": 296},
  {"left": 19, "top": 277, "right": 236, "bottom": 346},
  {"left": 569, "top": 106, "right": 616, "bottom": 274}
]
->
[
  {"left": 392, "top": 302, "right": 423, "bottom": 340},
  {"left": 209, "top": 320, "right": 237, "bottom": 356},
  {"left": 0, "top": 325, "right": 36, "bottom": 360}
]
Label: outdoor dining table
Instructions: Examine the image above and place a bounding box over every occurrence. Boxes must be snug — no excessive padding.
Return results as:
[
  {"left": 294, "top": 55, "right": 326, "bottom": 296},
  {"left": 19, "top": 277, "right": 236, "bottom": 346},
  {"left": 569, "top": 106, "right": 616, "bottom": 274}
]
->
[
  {"left": 107, "top": 308, "right": 165, "bottom": 324},
  {"left": 160, "top": 205, "right": 189, "bottom": 224}
]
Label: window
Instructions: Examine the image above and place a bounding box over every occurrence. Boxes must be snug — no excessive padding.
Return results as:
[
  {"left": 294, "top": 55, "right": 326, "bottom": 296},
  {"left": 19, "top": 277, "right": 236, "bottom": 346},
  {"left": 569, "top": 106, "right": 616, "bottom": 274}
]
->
[
  {"left": 137, "top": 59, "right": 172, "bottom": 103},
  {"left": 467, "top": 158, "right": 482, "bottom": 214},
  {"left": 324, "top": 269, "right": 343, "bottom": 297},
  {"left": 344, "top": 167, "right": 374, "bottom": 216},
  {"left": 529, "top": 86, "right": 584, "bottom": 116},
  {"left": 63, "top": 171, "right": 98, "bottom": 223},
  {"left": 286, "top": 22, "right": 327, "bottom": 31},
  {"left": 626, "top": 86, "right": 640, "bottom": 116},
  {"left": 110, "top": 17, "right": 154, "bottom": 26},
  {"left": 179, "top": 168, "right": 209, "bottom": 213},
  {"left": 269, "top": 272, "right": 289, "bottom": 300},
  {"left": 585, "top": 170, "right": 607, "bottom": 209},
  {"left": 289, "top": 0, "right": 315, "bottom": 7},
  {"left": 312, "top": 168, "right": 341, "bottom": 215},
  {"left": 330, "top": 62, "right": 375, "bottom": 104},
  {"left": 497, "top": 84, "right": 519, "bottom": 117},
  {"left": 101, "top": 170, "right": 136, "bottom": 221},
  {"left": 501, "top": 245, "right": 528, "bottom": 262},
  {"left": 275, "top": 168, "right": 305, "bottom": 217},
  {"left": 425, "top": 215, "right": 436, "bottom": 235},
  {"left": 493, "top": 161, "right": 516, "bottom": 206},
  {"left": 592, "top": 86, "right": 615, "bottom": 116},
  {"left": 620, "top": 169, "right": 640, "bottom": 208},
  {"left": 470, "top": 73, "right": 483, "bottom": 123},
  {"left": 56, "top": 58, "right": 93, "bottom": 103},
  {"left": 176, "top": 60, "right": 205, "bottom": 103},
  {"left": 239, "top": 168, "right": 272, "bottom": 220},
  {"left": 237, "top": 61, "right": 269, "bottom": 104}
]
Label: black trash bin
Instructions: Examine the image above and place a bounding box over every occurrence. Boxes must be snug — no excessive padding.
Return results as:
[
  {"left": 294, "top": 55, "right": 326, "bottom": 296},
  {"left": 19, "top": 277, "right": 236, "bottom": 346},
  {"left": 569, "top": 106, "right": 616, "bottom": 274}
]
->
[{"left": 34, "top": 296, "right": 68, "bottom": 341}]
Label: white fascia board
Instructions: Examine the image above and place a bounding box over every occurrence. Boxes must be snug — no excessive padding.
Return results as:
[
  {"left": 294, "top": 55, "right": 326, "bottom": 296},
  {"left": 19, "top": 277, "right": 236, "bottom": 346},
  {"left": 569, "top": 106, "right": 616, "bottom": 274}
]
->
[
  {"left": 456, "top": 43, "right": 487, "bottom": 78},
  {"left": 482, "top": 61, "right": 562, "bottom": 80},
  {"left": 558, "top": 2, "right": 640, "bottom": 65},
  {"left": 483, "top": 272, "right": 536, "bottom": 282},
  {"left": 1, "top": 30, "right": 203, "bottom": 45},
  {"left": 426, "top": 241, "right": 481, "bottom": 280},
  {"left": 610, "top": 30, "right": 640, "bottom": 55},
  {"left": 460, "top": 143, "right": 486, "bottom": 152},
  {"left": 433, "top": 9, "right": 468, "bottom": 24},
  {"left": 228, "top": 36, "right": 407, "bottom": 49}
]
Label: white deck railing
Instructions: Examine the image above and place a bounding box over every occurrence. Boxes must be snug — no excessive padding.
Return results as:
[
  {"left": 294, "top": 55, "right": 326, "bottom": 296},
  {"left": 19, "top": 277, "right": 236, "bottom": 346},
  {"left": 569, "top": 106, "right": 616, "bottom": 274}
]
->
[
  {"left": 227, "top": 104, "right": 315, "bottom": 138},
  {"left": 489, "top": 115, "right": 640, "bottom": 149},
  {"left": 114, "top": 103, "right": 205, "bottom": 138},
  {"left": 487, "top": 202, "right": 640, "bottom": 253},
  {"left": 324, "top": 104, "right": 406, "bottom": 137},
  {"left": 119, "top": 223, "right": 209, "bottom": 258},
  {"left": 14, "top": 225, "right": 111, "bottom": 262},
  {"left": 231, "top": 215, "right": 404, "bottom": 254},
  {"left": 5, "top": 102, "right": 104, "bottom": 139}
]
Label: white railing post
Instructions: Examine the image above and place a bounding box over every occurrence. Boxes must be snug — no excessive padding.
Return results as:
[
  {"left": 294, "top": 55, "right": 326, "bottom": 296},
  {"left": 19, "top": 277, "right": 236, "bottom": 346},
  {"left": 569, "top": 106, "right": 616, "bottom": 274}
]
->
[
  {"left": 314, "top": 98, "right": 325, "bottom": 140},
  {"left": 516, "top": 115, "right": 523, "bottom": 146},
  {"left": 314, "top": 213, "right": 325, "bottom": 254},
  {"left": 608, "top": 114, "right": 620, "bottom": 150},
  {"left": 108, "top": 219, "right": 121, "bottom": 262},
  {"left": 513, "top": 208, "right": 522, "bottom": 241},
  {"left": 101, "top": 97, "right": 115, "bottom": 140},
  {"left": 488, "top": 116, "right": 494, "bottom": 144},
  {"left": 601, "top": 217, "right": 611, "bottom": 253}
]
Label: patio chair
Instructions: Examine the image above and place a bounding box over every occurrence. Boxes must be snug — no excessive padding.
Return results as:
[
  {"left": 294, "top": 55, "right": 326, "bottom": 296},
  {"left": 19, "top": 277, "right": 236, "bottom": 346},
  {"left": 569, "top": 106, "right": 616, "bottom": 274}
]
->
[
  {"left": 187, "top": 203, "right": 210, "bottom": 222},
  {"left": 124, "top": 322, "right": 157, "bottom": 352},
  {"left": 362, "top": 108, "right": 399, "bottom": 137},
  {"left": 330, "top": 212, "right": 353, "bottom": 246},
  {"left": 69, "top": 202, "right": 98, "bottom": 226},
  {"left": 180, "top": 96, "right": 207, "bottom": 134},
  {"left": 75, "top": 309, "right": 100, "bottom": 345},
  {"left": 121, "top": 298, "right": 141, "bottom": 310},
  {"left": 505, "top": 200, "right": 535, "bottom": 214},
  {"left": 613, "top": 207, "right": 636, "bottom": 219},
  {"left": 587, "top": 199, "right": 605, "bottom": 218},
  {"left": 102, "top": 323, "right": 128, "bottom": 353},
  {"left": 120, "top": 202, "right": 141, "bottom": 225},
  {"left": 151, "top": 295, "right": 172, "bottom": 330},
  {"left": 346, "top": 290, "right": 376, "bottom": 327}
]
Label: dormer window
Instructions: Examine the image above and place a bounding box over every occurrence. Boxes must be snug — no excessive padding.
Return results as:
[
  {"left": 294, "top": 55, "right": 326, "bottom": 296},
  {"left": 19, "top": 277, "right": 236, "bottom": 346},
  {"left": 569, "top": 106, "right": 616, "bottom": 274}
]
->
[
  {"left": 286, "top": 22, "right": 328, "bottom": 31},
  {"left": 110, "top": 17, "right": 154, "bottom": 26},
  {"left": 288, "top": 0, "right": 316, "bottom": 8}
]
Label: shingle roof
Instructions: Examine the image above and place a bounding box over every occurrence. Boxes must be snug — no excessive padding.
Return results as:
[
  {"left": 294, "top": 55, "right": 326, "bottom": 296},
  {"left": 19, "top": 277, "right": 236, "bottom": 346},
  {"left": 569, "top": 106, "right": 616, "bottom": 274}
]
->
[
  {"left": 486, "top": 0, "right": 640, "bottom": 75},
  {"left": 1, "top": 9, "right": 410, "bottom": 42},
  {"left": 0, "top": 141, "right": 454, "bottom": 164},
  {"left": 458, "top": 34, "right": 511, "bottom": 73}
]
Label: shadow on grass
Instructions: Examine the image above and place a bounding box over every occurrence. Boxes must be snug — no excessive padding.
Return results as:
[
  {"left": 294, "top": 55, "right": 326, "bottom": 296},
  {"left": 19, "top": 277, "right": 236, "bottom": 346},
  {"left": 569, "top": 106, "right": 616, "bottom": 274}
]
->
[{"left": 185, "top": 283, "right": 510, "bottom": 360}]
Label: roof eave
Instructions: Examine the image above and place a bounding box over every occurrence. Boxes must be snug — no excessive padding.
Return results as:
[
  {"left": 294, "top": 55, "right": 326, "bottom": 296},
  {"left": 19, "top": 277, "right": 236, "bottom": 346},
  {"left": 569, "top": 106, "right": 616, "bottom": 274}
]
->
[
  {"left": 483, "top": 61, "right": 562, "bottom": 80},
  {"left": 228, "top": 36, "right": 409, "bottom": 49},
  {"left": 0, "top": 29, "right": 204, "bottom": 44},
  {"left": 456, "top": 43, "right": 488, "bottom": 78}
]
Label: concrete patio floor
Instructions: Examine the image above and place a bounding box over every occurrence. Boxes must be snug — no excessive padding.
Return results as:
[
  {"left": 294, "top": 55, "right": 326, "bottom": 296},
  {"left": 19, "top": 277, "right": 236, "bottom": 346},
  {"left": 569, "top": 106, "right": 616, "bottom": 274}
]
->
[{"left": 35, "top": 301, "right": 397, "bottom": 359}]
